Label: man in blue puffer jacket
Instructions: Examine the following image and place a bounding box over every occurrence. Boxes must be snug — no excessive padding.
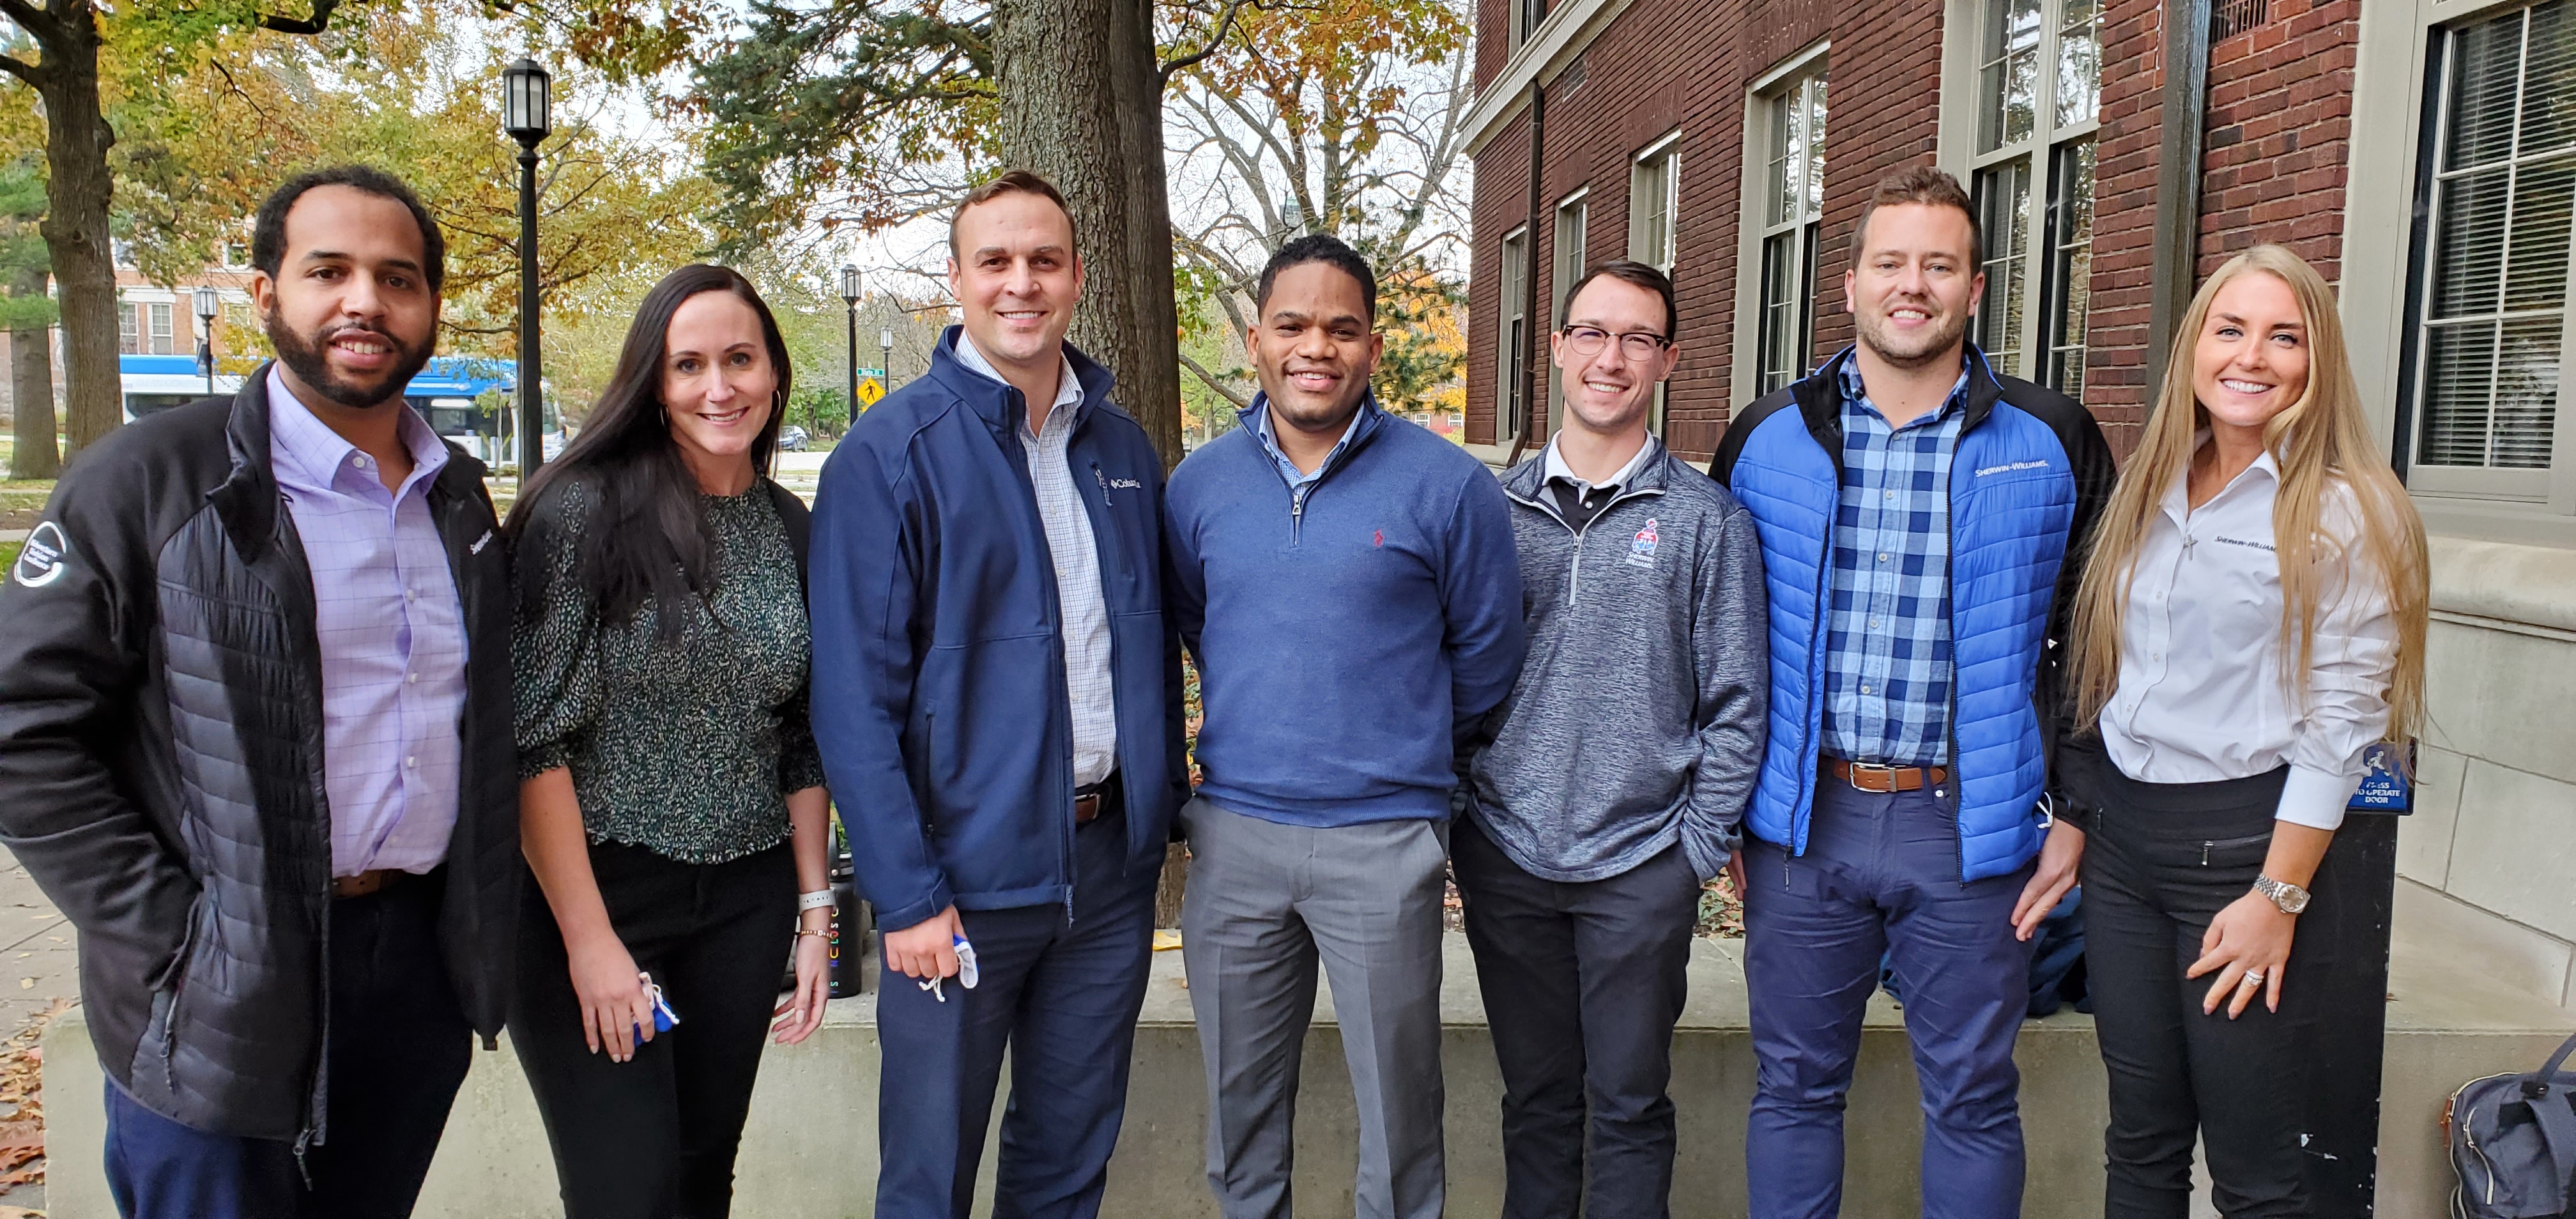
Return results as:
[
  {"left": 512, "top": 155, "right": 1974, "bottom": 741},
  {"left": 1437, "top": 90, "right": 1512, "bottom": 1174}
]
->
[
  {"left": 1709, "top": 166, "right": 2113, "bottom": 1219},
  {"left": 809, "top": 170, "right": 1186, "bottom": 1219}
]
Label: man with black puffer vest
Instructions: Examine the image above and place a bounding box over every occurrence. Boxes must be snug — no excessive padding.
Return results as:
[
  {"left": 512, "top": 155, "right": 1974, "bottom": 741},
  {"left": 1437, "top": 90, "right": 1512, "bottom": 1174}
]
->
[
  {"left": 1710, "top": 165, "right": 2115, "bottom": 1219},
  {"left": 0, "top": 167, "right": 521, "bottom": 1219}
]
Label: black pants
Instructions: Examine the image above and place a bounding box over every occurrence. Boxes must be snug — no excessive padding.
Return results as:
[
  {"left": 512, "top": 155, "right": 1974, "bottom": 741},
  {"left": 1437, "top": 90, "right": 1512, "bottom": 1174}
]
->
[
  {"left": 2083, "top": 765, "right": 2324, "bottom": 1219},
  {"left": 1452, "top": 815, "right": 1701, "bottom": 1219},
  {"left": 511, "top": 841, "right": 796, "bottom": 1219},
  {"left": 102, "top": 872, "right": 474, "bottom": 1219}
]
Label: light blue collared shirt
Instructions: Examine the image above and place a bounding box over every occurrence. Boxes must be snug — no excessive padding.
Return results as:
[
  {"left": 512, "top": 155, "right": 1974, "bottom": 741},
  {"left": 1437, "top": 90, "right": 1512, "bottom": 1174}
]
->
[
  {"left": 1252, "top": 399, "right": 1364, "bottom": 490},
  {"left": 266, "top": 367, "right": 468, "bottom": 877}
]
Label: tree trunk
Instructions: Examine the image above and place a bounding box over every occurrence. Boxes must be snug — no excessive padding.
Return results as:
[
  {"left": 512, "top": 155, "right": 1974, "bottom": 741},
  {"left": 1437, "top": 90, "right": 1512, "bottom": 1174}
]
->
[
  {"left": 992, "top": 0, "right": 1185, "bottom": 471},
  {"left": 33, "top": 0, "right": 122, "bottom": 461},
  {"left": 10, "top": 270, "right": 59, "bottom": 479}
]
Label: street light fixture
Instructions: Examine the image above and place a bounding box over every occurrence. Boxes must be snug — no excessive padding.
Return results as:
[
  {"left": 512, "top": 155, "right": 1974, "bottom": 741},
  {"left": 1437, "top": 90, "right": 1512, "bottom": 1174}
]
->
[
  {"left": 838, "top": 264, "right": 862, "bottom": 422},
  {"left": 881, "top": 327, "right": 895, "bottom": 393},
  {"left": 503, "top": 58, "right": 553, "bottom": 477},
  {"left": 192, "top": 286, "right": 220, "bottom": 395}
]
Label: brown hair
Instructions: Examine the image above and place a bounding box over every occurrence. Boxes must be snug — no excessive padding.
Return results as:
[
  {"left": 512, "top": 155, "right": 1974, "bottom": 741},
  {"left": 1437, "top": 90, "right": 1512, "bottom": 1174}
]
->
[
  {"left": 2066, "top": 244, "right": 2429, "bottom": 747},
  {"left": 1850, "top": 165, "right": 1982, "bottom": 270},
  {"left": 1560, "top": 259, "right": 1678, "bottom": 340},
  {"left": 948, "top": 169, "right": 1076, "bottom": 259}
]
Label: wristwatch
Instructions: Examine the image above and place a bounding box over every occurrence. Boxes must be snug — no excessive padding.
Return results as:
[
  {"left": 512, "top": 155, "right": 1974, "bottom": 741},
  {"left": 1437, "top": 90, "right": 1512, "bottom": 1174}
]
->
[{"left": 2252, "top": 874, "right": 2311, "bottom": 915}]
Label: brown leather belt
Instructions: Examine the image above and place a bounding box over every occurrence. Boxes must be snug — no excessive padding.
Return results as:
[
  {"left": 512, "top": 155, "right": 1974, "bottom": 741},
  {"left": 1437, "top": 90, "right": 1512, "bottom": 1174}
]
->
[
  {"left": 332, "top": 869, "right": 406, "bottom": 898},
  {"left": 1825, "top": 758, "right": 1949, "bottom": 793},
  {"left": 1074, "top": 772, "right": 1121, "bottom": 825}
]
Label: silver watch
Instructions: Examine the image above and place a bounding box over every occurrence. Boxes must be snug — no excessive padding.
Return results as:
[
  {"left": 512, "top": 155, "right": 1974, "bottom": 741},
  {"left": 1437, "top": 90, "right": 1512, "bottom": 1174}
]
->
[{"left": 2253, "top": 874, "right": 2310, "bottom": 915}]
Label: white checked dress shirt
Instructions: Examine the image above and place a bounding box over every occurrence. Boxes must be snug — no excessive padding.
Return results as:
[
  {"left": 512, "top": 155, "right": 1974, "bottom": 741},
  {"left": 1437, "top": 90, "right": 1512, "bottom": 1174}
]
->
[
  {"left": 2098, "top": 438, "right": 2400, "bottom": 831},
  {"left": 954, "top": 334, "right": 1119, "bottom": 787},
  {"left": 267, "top": 368, "right": 469, "bottom": 875}
]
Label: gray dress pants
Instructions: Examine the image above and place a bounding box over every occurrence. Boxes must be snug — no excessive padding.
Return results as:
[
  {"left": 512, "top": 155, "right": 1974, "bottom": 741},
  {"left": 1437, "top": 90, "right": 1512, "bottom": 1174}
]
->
[{"left": 1179, "top": 795, "right": 1449, "bottom": 1219}]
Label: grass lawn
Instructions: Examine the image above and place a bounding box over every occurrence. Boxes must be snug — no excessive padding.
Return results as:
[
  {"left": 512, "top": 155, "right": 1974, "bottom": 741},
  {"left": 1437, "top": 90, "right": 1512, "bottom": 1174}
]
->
[{"left": 1, "top": 540, "right": 19, "bottom": 570}]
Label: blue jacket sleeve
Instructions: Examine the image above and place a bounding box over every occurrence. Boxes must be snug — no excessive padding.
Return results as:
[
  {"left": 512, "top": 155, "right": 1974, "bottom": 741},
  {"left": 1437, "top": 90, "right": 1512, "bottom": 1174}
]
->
[
  {"left": 808, "top": 437, "right": 954, "bottom": 933},
  {"left": 1438, "top": 466, "right": 1526, "bottom": 733}
]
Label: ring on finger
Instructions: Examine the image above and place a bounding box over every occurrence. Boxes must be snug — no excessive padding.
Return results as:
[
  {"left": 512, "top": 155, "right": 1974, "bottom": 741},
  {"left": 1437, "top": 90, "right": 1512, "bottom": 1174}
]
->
[{"left": 2239, "top": 969, "right": 2266, "bottom": 987}]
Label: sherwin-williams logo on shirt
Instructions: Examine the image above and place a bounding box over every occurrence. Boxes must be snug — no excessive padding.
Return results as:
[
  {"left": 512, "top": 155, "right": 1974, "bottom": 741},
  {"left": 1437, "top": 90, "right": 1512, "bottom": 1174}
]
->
[
  {"left": 1974, "top": 459, "right": 2053, "bottom": 477},
  {"left": 1626, "top": 519, "right": 1660, "bottom": 569},
  {"left": 12, "top": 521, "right": 70, "bottom": 588}
]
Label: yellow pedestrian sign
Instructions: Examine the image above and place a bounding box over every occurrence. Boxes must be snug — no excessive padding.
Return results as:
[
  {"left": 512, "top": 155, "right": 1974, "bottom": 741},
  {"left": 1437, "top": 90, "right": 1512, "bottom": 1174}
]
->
[{"left": 857, "top": 377, "right": 886, "bottom": 408}]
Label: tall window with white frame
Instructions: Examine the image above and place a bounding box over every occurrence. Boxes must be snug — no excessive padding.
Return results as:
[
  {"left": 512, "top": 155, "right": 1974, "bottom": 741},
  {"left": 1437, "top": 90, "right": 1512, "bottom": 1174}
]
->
[
  {"left": 1499, "top": 229, "right": 1531, "bottom": 441},
  {"left": 1756, "top": 66, "right": 1827, "bottom": 395},
  {"left": 149, "top": 302, "right": 173, "bottom": 355},
  {"left": 1632, "top": 134, "right": 1682, "bottom": 429},
  {"left": 119, "top": 300, "right": 140, "bottom": 355},
  {"left": 1549, "top": 192, "right": 1588, "bottom": 431},
  {"left": 1969, "top": 0, "right": 2099, "bottom": 391},
  {"left": 2405, "top": 0, "right": 2575, "bottom": 500}
]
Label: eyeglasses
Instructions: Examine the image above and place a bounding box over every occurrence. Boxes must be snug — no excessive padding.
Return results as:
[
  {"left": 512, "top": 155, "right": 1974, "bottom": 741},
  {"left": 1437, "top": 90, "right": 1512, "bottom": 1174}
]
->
[{"left": 1561, "top": 325, "right": 1672, "bottom": 360}]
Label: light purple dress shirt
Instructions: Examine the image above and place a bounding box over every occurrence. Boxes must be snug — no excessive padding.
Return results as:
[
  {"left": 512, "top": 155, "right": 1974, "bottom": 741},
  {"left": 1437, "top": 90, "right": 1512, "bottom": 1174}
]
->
[{"left": 267, "top": 368, "right": 468, "bottom": 877}]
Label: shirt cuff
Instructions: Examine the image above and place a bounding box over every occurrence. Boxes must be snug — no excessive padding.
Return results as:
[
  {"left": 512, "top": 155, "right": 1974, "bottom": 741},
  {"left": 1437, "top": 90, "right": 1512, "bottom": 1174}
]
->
[{"left": 2274, "top": 763, "right": 2361, "bottom": 832}]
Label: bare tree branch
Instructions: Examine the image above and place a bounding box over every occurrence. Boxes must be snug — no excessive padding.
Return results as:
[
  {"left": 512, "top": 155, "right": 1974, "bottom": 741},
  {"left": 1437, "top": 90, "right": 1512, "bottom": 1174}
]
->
[
  {"left": 0, "top": 51, "right": 43, "bottom": 88},
  {"left": 258, "top": 0, "right": 344, "bottom": 35},
  {"left": 1179, "top": 350, "right": 1251, "bottom": 409},
  {"left": 0, "top": 0, "right": 60, "bottom": 43},
  {"left": 1157, "top": 0, "right": 1250, "bottom": 89}
]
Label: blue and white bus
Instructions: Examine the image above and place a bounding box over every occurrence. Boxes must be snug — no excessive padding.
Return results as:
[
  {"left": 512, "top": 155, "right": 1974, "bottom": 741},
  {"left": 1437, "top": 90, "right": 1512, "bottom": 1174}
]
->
[{"left": 122, "top": 353, "right": 562, "bottom": 464}]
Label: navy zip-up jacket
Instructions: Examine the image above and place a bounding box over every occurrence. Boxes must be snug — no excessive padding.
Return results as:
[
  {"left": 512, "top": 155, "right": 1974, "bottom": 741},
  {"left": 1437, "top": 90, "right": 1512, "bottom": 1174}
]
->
[
  {"left": 1711, "top": 346, "right": 2114, "bottom": 881},
  {"left": 1166, "top": 394, "right": 1524, "bottom": 827},
  {"left": 808, "top": 328, "right": 1185, "bottom": 932}
]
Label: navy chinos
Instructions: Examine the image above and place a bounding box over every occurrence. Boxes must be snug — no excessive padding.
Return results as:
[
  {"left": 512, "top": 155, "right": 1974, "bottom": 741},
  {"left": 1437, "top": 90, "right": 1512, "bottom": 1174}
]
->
[
  {"left": 1742, "top": 779, "right": 2037, "bottom": 1219},
  {"left": 872, "top": 806, "right": 1159, "bottom": 1219}
]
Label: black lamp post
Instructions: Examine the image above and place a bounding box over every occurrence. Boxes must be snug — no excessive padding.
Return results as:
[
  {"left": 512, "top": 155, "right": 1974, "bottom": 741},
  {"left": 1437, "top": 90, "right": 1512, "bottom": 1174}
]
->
[
  {"left": 881, "top": 326, "right": 895, "bottom": 393},
  {"left": 838, "top": 265, "right": 862, "bottom": 422},
  {"left": 192, "top": 286, "right": 219, "bottom": 395},
  {"left": 503, "top": 58, "right": 553, "bottom": 477}
]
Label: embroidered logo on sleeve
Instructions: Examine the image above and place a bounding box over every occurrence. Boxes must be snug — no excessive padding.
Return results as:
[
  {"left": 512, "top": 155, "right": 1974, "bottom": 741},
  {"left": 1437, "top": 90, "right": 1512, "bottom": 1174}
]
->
[
  {"left": 1625, "top": 519, "right": 1660, "bottom": 569},
  {"left": 12, "top": 521, "right": 70, "bottom": 588}
]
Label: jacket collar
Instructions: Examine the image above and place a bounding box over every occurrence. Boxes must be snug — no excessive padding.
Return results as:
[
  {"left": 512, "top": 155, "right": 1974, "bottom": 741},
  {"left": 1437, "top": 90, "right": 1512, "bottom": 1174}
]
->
[
  {"left": 1787, "top": 344, "right": 2011, "bottom": 453},
  {"left": 1235, "top": 390, "right": 1388, "bottom": 484},
  {"left": 1501, "top": 434, "right": 1675, "bottom": 502},
  {"left": 927, "top": 324, "right": 1117, "bottom": 441},
  {"left": 211, "top": 362, "right": 489, "bottom": 563}
]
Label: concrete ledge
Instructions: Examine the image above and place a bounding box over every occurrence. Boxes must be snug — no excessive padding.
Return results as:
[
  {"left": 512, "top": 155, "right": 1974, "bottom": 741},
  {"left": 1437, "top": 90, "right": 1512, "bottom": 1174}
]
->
[
  {"left": 42, "top": 933, "right": 2575, "bottom": 1218},
  {"left": 2428, "top": 535, "right": 2576, "bottom": 635}
]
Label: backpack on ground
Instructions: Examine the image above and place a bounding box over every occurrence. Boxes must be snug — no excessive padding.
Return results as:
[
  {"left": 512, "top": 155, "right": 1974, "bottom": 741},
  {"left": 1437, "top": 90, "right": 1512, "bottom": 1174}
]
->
[{"left": 2451, "top": 1029, "right": 2576, "bottom": 1218}]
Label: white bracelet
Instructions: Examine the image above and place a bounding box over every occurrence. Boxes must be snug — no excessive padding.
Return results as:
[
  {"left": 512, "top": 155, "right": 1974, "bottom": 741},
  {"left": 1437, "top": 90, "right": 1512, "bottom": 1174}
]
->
[{"left": 798, "top": 889, "right": 836, "bottom": 912}]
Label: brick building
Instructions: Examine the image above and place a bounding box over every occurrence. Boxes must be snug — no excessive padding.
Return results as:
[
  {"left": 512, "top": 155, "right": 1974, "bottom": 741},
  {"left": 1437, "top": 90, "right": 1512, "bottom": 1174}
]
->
[{"left": 1462, "top": 0, "right": 2576, "bottom": 1012}]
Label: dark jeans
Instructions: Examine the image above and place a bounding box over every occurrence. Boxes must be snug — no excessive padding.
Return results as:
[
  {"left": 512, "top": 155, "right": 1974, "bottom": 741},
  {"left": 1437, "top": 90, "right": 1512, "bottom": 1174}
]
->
[
  {"left": 510, "top": 841, "right": 796, "bottom": 1219},
  {"left": 2083, "top": 765, "right": 2320, "bottom": 1219},
  {"left": 1452, "top": 816, "right": 1701, "bottom": 1219},
  {"left": 102, "top": 873, "right": 475, "bottom": 1219},
  {"left": 1742, "top": 780, "right": 2037, "bottom": 1219},
  {"left": 874, "top": 807, "right": 1158, "bottom": 1219}
]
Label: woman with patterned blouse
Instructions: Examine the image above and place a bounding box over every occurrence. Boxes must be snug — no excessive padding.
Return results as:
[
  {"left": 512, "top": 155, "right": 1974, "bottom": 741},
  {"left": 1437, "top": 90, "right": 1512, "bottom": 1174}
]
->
[{"left": 504, "top": 264, "right": 832, "bottom": 1218}]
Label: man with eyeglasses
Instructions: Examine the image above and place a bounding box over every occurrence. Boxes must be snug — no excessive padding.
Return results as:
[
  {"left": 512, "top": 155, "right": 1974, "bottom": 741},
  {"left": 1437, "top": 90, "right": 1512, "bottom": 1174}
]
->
[{"left": 1459, "top": 259, "right": 1768, "bottom": 1219}]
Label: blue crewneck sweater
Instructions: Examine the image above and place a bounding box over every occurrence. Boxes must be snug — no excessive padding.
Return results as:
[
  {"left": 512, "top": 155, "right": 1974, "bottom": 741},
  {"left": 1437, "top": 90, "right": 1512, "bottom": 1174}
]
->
[{"left": 1165, "top": 394, "right": 1526, "bottom": 826}]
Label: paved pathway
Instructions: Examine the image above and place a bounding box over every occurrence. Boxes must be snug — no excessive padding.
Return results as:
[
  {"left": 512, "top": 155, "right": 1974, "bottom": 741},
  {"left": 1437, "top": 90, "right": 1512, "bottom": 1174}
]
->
[{"left": 0, "top": 850, "right": 72, "bottom": 1213}]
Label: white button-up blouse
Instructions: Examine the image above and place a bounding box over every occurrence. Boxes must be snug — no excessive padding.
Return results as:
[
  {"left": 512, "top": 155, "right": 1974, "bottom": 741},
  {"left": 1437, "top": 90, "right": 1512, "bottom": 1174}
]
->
[{"left": 2097, "top": 439, "right": 2400, "bottom": 831}]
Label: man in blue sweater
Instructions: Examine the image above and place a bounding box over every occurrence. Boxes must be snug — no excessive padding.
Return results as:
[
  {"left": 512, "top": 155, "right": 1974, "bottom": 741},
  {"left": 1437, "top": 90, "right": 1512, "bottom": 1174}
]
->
[
  {"left": 808, "top": 171, "right": 1184, "bottom": 1219},
  {"left": 1165, "top": 233, "right": 1524, "bottom": 1219}
]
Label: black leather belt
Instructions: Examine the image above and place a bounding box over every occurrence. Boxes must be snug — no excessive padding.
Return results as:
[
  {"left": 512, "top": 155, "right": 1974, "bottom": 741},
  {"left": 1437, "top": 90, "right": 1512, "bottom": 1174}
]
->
[{"left": 1075, "top": 771, "right": 1121, "bottom": 825}]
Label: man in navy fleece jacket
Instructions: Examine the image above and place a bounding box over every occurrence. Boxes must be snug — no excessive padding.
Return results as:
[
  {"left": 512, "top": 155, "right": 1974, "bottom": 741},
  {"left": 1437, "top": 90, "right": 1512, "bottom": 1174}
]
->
[{"left": 1165, "top": 233, "right": 1524, "bottom": 1219}]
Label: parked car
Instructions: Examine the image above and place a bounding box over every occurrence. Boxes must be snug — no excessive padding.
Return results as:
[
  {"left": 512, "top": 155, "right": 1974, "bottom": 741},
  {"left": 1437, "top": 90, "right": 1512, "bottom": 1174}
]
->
[{"left": 778, "top": 425, "right": 811, "bottom": 452}]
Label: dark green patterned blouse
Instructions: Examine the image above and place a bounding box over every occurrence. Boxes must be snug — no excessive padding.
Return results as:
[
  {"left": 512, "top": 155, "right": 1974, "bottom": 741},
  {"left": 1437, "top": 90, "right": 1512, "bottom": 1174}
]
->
[{"left": 512, "top": 479, "right": 825, "bottom": 864}]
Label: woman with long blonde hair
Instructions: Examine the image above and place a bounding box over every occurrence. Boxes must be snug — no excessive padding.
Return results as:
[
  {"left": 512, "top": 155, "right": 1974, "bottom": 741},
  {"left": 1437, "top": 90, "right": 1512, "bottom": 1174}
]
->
[{"left": 2063, "top": 243, "right": 2428, "bottom": 1218}]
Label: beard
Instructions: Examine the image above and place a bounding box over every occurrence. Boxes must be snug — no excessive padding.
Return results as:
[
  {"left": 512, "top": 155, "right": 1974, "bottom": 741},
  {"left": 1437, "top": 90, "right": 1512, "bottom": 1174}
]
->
[
  {"left": 1854, "top": 298, "right": 1973, "bottom": 369},
  {"left": 266, "top": 316, "right": 434, "bottom": 410}
]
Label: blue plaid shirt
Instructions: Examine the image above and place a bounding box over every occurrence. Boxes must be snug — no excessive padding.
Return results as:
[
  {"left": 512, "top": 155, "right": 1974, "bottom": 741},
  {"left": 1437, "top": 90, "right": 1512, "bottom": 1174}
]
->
[{"left": 1823, "top": 357, "right": 1970, "bottom": 766}]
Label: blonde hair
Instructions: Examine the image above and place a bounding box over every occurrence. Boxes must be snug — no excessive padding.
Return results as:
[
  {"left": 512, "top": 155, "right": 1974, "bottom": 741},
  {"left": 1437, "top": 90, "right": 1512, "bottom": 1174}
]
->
[{"left": 2067, "top": 244, "right": 2428, "bottom": 747}]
